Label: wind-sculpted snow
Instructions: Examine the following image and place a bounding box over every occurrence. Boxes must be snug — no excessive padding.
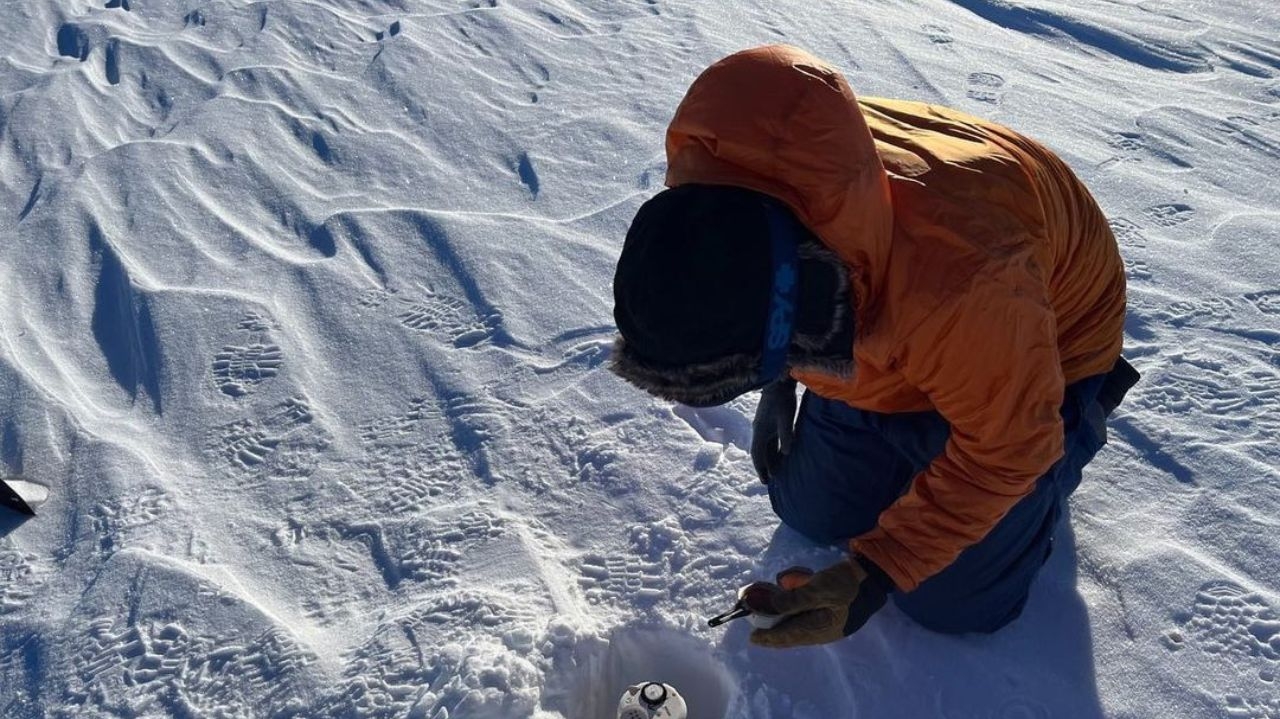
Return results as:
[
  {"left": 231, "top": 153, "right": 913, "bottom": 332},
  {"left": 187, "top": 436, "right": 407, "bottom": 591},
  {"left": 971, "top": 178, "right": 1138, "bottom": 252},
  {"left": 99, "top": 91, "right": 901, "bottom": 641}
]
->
[
  {"left": 945, "top": 0, "right": 1280, "bottom": 76},
  {"left": 89, "top": 224, "right": 165, "bottom": 414},
  {"left": 2, "top": 0, "right": 1279, "bottom": 716}
]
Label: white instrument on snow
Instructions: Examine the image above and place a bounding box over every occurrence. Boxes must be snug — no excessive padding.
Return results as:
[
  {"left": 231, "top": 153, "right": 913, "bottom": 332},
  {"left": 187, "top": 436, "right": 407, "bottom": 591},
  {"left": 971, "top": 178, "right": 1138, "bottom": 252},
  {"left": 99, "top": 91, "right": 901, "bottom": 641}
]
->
[{"left": 616, "top": 682, "right": 687, "bottom": 719}]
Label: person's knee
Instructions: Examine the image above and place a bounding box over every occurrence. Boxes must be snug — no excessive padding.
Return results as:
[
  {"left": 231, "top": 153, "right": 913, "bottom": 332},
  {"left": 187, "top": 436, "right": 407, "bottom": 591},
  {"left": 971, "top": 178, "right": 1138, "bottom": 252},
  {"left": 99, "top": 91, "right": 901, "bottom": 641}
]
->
[
  {"left": 769, "top": 447, "right": 908, "bottom": 544},
  {"left": 774, "top": 512, "right": 841, "bottom": 546},
  {"left": 767, "top": 462, "right": 846, "bottom": 545},
  {"left": 895, "top": 591, "right": 1030, "bottom": 635}
]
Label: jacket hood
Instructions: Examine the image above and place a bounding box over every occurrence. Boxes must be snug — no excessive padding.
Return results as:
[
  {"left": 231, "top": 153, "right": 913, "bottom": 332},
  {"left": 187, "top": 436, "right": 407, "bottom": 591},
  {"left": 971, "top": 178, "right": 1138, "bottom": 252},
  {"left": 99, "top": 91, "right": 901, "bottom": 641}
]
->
[{"left": 664, "top": 45, "right": 893, "bottom": 326}]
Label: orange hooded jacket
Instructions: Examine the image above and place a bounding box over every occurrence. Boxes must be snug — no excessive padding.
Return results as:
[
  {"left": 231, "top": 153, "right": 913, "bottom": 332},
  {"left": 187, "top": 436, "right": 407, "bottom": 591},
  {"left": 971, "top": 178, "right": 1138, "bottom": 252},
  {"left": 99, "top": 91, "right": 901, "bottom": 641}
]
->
[{"left": 665, "top": 46, "right": 1125, "bottom": 592}]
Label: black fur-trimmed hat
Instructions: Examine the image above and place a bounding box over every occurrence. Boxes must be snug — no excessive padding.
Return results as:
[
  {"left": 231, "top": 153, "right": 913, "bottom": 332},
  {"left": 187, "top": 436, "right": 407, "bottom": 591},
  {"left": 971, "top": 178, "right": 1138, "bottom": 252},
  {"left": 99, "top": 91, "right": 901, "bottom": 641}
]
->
[{"left": 611, "top": 184, "right": 850, "bottom": 406}]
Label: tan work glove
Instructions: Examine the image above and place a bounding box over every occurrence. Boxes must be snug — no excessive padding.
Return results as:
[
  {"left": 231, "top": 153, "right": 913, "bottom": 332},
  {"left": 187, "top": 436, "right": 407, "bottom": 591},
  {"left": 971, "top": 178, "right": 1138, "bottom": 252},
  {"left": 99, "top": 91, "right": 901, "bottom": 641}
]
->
[{"left": 749, "top": 556, "right": 893, "bottom": 648}]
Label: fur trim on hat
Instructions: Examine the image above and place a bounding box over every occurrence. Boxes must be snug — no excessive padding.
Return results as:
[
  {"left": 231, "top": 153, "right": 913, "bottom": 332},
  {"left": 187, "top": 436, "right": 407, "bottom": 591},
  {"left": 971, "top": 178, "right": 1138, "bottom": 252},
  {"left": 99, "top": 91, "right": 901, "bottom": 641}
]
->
[
  {"left": 789, "top": 241, "right": 856, "bottom": 378},
  {"left": 609, "top": 337, "right": 763, "bottom": 407}
]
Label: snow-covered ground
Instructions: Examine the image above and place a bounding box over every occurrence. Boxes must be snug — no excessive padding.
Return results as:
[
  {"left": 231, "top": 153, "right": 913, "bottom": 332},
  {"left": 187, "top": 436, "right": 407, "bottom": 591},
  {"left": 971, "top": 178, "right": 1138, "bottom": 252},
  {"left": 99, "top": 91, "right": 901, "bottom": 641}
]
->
[{"left": 2, "top": 0, "right": 1279, "bottom": 716}]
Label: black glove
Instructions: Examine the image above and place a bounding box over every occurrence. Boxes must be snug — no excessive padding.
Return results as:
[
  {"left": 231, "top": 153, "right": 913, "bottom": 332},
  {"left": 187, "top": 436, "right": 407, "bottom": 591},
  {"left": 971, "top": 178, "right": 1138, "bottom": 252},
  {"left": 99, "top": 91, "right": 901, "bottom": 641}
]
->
[{"left": 751, "top": 378, "right": 797, "bottom": 483}]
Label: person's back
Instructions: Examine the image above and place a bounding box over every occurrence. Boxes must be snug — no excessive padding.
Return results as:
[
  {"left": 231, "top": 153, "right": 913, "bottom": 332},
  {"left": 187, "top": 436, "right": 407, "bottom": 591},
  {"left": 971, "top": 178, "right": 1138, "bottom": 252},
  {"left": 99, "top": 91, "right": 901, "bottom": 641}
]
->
[
  {"left": 793, "top": 97, "right": 1126, "bottom": 413},
  {"left": 867, "top": 97, "right": 1125, "bottom": 373}
]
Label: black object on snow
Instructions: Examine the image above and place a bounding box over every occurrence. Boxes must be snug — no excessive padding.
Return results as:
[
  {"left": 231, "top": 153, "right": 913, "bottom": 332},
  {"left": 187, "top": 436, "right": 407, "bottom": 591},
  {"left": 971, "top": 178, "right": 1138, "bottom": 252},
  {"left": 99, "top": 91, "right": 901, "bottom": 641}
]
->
[{"left": 0, "top": 478, "right": 35, "bottom": 516}]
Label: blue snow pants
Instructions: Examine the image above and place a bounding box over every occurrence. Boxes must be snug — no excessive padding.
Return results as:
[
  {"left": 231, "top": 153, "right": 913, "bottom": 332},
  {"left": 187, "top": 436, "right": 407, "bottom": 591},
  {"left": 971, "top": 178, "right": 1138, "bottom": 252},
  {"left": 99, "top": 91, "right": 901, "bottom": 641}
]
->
[{"left": 768, "top": 373, "right": 1111, "bottom": 635}]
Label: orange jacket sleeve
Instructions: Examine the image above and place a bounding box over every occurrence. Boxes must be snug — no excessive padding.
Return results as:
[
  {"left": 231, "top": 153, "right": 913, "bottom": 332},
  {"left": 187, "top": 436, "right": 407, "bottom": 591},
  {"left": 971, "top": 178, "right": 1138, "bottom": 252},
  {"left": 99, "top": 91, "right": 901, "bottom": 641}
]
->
[{"left": 850, "top": 252, "right": 1067, "bottom": 591}]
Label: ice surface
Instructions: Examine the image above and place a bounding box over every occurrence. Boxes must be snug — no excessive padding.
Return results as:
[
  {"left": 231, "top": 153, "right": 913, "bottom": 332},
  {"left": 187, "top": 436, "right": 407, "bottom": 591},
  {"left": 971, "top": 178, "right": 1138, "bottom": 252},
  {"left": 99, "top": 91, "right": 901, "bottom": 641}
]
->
[{"left": 2, "top": 0, "right": 1279, "bottom": 716}]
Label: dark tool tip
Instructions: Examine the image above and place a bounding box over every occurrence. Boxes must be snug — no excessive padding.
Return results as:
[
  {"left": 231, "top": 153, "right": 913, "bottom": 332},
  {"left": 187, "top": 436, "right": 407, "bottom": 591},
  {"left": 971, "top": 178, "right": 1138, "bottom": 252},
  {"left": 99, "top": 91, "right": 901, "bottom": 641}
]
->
[
  {"left": 708, "top": 605, "right": 751, "bottom": 628},
  {"left": 1, "top": 480, "right": 36, "bottom": 516}
]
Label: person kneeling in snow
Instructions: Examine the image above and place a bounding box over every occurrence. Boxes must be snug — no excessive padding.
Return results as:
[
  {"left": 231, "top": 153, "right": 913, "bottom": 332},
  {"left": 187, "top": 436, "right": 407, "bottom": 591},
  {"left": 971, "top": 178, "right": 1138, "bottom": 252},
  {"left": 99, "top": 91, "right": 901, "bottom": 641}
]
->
[{"left": 609, "top": 45, "right": 1140, "bottom": 647}]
